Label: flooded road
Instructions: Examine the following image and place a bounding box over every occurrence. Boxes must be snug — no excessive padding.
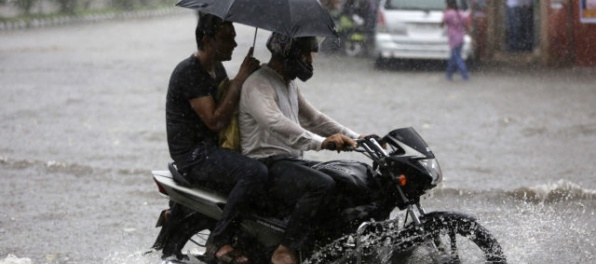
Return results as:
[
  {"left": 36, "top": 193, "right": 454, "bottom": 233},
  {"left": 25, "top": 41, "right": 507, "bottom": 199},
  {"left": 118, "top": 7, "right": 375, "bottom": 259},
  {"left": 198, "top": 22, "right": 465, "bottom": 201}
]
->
[{"left": 1, "top": 12, "right": 595, "bottom": 263}]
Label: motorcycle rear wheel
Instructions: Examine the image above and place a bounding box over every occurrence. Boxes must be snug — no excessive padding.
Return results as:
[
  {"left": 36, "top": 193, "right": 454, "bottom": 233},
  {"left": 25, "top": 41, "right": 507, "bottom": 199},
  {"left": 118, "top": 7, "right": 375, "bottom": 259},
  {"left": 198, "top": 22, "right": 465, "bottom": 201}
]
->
[
  {"left": 304, "top": 212, "right": 506, "bottom": 264},
  {"left": 159, "top": 211, "right": 215, "bottom": 262}
]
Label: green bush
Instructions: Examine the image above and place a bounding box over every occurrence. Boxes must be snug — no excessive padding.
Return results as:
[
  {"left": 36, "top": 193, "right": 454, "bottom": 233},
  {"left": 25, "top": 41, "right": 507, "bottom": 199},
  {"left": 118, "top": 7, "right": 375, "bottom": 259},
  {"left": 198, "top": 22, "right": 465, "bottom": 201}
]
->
[
  {"left": 11, "top": 0, "right": 36, "bottom": 15},
  {"left": 53, "top": 0, "right": 77, "bottom": 14},
  {"left": 112, "top": 0, "right": 174, "bottom": 10}
]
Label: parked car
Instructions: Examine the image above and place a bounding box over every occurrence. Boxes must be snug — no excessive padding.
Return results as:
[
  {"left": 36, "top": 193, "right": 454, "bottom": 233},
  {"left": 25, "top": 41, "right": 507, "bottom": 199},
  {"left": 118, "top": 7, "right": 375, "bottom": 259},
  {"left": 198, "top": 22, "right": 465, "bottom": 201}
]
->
[{"left": 373, "top": 0, "right": 474, "bottom": 67}]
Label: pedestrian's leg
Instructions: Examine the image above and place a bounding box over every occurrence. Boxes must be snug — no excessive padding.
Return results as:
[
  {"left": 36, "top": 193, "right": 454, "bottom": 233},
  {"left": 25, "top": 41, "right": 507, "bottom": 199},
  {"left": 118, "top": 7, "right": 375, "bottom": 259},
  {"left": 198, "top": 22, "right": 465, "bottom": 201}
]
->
[
  {"left": 446, "top": 47, "right": 456, "bottom": 80},
  {"left": 454, "top": 45, "right": 469, "bottom": 80}
]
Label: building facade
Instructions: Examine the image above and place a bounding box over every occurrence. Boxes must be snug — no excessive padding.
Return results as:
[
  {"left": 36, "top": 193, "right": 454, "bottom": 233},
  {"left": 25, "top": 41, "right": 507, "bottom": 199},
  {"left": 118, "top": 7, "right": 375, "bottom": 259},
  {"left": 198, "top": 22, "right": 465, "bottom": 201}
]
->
[{"left": 473, "top": 0, "right": 596, "bottom": 67}]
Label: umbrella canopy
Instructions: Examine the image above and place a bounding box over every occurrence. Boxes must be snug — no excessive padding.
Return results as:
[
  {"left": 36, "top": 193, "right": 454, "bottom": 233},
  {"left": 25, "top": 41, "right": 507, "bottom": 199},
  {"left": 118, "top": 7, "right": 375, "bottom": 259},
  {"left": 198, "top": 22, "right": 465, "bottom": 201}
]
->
[{"left": 175, "top": 0, "right": 338, "bottom": 38}]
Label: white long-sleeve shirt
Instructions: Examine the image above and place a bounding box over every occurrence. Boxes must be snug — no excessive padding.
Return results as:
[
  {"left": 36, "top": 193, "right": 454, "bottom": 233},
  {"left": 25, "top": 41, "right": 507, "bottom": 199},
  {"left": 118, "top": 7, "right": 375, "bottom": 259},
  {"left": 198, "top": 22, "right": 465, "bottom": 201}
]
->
[{"left": 239, "top": 65, "right": 359, "bottom": 159}]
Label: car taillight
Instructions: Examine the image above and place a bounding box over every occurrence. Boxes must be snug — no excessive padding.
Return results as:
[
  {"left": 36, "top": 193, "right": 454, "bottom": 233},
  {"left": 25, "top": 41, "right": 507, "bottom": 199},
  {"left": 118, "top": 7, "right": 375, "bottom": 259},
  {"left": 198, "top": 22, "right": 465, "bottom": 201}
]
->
[
  {"left": 153, "top": 177, "right": 168, "bottom": 195},
  {"left": 377, "top": 10, "right": 386, "bottom": 31}
]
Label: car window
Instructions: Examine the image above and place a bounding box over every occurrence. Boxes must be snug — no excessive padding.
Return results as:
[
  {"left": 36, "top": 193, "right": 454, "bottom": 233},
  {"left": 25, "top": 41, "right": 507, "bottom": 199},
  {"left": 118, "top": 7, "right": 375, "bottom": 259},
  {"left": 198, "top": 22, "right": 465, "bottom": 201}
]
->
[
  {"left": 384, "top": 0, "right": 470, "bottom": 11},
  {"left": 385, "top": 0, "right": 445, "bottom": 11}
]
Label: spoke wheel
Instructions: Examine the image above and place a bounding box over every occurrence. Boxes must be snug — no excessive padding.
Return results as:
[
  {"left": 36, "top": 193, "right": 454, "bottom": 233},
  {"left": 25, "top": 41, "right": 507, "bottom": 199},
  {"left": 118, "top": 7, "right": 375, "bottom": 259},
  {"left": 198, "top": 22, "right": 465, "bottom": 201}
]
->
[
  {"left": 391, "top": 212, "right": 507, "bottom": 264},
  {"left": 344, "top": 41, "right": 363, "bottom": 57},
  {"left": 305, "top": 212, "right": 506, "bottom": 264},
  {"left": 159, "top": 211, "right": 215, "bottom": 262}
]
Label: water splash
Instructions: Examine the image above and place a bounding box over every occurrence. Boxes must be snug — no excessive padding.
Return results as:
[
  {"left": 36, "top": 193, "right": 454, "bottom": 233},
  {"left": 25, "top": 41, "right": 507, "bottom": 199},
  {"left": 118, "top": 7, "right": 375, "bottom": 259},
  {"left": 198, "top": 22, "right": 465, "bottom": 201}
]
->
[
  {"left": 507, "top": 179, "right": 596, "bottom": 203},
  {"left": 0, "top": 255, "right": 32, "bottom": 264}
]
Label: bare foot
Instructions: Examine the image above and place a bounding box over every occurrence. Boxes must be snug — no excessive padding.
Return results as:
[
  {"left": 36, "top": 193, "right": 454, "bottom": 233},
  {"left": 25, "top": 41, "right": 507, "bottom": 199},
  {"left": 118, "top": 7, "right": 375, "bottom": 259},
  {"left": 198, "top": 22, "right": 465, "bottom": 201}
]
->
[{"left": 271, "top": 244, "right": 296, "bottom": 264}]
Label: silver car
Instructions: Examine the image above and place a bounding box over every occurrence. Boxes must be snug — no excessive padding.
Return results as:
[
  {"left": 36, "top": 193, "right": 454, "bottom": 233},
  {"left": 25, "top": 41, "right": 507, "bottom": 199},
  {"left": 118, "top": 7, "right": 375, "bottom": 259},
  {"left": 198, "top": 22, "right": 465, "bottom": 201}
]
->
[{"left": 373, "top": 0, "right": 474, "bottom": 66}]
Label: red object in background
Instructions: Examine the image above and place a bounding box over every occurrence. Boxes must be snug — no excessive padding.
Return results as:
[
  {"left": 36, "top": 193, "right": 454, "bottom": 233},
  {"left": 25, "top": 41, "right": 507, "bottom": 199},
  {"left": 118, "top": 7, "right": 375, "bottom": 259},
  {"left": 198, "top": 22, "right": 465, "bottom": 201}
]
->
[
  {"left": 472, "top": 12, "right": 488, "bottom": 59},
  {"left": 546, "top": 1, "right": 574, "bottom": 66},
  {"left": 573, "top": 0, "right": 596, "bottom": 67}
]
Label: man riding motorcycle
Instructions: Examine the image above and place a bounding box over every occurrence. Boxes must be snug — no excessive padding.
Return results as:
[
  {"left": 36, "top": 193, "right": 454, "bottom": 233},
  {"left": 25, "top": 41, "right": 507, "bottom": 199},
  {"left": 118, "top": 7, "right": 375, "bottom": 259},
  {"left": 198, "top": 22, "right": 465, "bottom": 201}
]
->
[{"left": 238, "top": 32, "right": 376, "bottom": 264}]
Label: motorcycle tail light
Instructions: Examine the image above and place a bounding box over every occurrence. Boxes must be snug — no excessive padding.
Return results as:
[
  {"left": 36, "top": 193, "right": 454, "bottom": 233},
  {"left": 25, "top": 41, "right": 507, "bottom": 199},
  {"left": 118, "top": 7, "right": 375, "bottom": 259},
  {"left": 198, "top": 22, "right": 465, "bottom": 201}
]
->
[
  {"left": 153, "top": 178, "right": 167, "bottom": 195},
  {"left": 398, "top": 174, "right": 407, "bottom": 186}
]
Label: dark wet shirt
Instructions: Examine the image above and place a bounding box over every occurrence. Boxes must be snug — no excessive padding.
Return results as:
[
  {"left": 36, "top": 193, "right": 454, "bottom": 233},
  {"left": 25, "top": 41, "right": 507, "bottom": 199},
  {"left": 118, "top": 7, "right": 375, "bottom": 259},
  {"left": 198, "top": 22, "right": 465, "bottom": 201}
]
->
[{"left": 165, "top": 54, "right": 227, "bottom": 171}]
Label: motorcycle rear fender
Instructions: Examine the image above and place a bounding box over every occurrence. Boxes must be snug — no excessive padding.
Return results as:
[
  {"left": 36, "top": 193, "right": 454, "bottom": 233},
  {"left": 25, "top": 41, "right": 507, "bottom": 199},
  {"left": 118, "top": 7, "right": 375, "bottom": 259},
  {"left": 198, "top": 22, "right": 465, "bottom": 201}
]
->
[
  {"left": 152, "top": 170, "right": 288, "bottom": 248},
  {"left": 152, "top": 170, "right": 226, "bottom": 221},
  {"left": 155, "top": 209, "right": 168, "bottom": 227}
]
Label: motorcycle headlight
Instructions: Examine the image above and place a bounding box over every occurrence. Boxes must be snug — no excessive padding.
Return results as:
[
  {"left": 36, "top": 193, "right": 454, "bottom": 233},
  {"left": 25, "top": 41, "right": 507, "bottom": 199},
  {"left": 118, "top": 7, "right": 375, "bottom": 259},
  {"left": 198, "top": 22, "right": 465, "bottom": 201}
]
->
[{"left": 418, "top": 158, "right": 443, "bottom": 186}]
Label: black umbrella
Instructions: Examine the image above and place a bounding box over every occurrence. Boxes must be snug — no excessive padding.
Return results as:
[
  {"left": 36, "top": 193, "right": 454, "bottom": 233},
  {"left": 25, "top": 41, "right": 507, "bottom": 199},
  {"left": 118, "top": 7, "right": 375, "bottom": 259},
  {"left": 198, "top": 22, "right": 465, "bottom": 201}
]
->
[{"left": 175, "top": 0, "right": 338, "bottom": 39}]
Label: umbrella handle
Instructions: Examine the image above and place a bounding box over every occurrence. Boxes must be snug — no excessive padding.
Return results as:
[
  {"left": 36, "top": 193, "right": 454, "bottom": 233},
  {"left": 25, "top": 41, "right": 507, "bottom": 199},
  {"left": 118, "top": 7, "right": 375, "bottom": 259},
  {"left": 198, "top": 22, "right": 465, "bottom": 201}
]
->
[{"left": 252, "top": 27, "right": 258, "bottom": 49}]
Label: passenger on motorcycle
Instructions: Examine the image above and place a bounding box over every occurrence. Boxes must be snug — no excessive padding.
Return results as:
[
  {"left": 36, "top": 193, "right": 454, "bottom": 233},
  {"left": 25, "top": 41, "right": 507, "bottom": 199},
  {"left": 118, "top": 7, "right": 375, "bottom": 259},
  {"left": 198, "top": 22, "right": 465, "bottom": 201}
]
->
[
  {"left": 238, "top": 32, "right": 374, "bottom": 264},
  {"left": 165, "top": 13, "right": 265, "bottom": 264}
]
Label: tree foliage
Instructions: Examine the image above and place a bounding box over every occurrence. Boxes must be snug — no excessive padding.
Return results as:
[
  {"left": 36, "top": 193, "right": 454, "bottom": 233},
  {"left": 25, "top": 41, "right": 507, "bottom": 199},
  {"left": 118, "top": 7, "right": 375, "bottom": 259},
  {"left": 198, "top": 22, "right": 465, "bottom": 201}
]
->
[
  {"left": 53, "top": 0, "right": 77, "bottom": 14},
  {"left": 11, "top": 0, "right": 37, "bottom": 15},
  {"left": 4, "top": 0, "right": 175, "bottom": 16}
]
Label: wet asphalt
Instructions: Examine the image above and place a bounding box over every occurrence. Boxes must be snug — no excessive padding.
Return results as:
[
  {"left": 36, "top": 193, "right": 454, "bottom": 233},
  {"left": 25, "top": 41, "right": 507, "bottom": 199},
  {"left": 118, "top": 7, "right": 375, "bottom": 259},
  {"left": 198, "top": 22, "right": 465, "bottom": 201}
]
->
[{"left": 1, "top": 11, "right": 595, "bottom": 263}]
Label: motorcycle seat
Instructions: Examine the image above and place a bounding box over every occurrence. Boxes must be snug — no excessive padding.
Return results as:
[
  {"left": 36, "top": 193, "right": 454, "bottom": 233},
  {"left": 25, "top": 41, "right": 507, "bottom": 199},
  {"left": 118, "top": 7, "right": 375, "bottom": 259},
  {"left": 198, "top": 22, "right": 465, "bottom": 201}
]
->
[
  {"left": 168, "top": 162, "right": 192, "bottom": 188},
  {"left": 167, "top": 162, "right": 229, "bottom": 198}
]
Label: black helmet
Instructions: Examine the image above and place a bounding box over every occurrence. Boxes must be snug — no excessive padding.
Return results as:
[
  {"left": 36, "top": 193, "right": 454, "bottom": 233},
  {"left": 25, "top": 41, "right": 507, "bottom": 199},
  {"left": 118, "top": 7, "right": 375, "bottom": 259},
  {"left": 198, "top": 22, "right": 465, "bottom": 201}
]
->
[{"left": 266, "top": 32, "right": 318, "bottom": 81}]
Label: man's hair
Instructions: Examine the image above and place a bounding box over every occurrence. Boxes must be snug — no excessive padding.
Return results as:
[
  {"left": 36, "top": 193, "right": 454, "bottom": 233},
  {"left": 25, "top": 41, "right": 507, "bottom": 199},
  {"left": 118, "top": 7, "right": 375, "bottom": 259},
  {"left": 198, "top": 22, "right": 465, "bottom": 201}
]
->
[
  {"left": 195, "top": 13, "right": 230, "bottom": 50},
  {"left": 446, "top": 0, "right": 458, "bottom": 9}
]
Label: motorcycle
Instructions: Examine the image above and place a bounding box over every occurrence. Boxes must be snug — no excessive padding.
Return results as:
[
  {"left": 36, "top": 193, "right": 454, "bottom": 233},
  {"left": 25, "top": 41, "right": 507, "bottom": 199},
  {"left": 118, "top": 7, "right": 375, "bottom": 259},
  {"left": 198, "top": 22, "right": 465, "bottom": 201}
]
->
[
  {"left": 319, "top": 14, "right": 370, "bottom": 57},
  {"left": 148, "top": 127, "right": 507, "bottom": 263}
]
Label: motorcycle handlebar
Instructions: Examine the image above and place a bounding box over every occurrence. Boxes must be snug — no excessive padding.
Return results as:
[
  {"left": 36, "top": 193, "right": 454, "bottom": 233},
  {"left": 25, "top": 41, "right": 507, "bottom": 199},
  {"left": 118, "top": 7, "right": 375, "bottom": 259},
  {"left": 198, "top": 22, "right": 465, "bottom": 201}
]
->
[{"left": 325, "top": 135, "right": 383, "bottom": 152}]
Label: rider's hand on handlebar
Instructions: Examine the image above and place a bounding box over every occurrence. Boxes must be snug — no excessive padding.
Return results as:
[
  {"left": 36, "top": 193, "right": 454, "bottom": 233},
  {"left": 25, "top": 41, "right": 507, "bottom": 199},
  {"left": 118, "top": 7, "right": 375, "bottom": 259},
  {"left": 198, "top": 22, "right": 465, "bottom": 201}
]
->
[{"left": 322, "top": 133, "right": 357, "bottom": 152}]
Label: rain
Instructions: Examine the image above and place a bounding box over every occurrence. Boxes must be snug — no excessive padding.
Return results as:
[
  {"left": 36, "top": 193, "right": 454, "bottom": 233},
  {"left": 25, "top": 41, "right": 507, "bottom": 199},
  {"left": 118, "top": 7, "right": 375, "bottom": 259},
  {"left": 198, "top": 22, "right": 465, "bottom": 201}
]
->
[{"left": 1, "top": 0, "right": 595, "bottom": 263}]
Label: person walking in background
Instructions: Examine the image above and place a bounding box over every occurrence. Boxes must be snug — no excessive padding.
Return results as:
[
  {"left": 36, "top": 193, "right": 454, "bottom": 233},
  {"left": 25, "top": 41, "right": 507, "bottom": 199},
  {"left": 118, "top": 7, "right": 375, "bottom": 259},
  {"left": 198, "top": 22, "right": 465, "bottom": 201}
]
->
[{"left": 442, "top": 0, "right": 470, "bottom": 81}]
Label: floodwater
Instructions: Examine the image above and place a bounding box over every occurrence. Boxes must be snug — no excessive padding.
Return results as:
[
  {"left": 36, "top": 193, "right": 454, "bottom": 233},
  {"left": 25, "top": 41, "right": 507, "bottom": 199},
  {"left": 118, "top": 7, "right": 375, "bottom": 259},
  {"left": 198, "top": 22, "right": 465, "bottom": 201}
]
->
[{"left": 1, "top": 12, "right": 595, "bottom": 264}]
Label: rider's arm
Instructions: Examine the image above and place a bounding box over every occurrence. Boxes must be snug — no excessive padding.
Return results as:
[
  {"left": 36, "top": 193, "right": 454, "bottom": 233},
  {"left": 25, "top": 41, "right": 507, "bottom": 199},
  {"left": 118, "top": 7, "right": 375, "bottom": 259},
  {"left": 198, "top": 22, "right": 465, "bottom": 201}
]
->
[
  {"left": 189, "top": 92, "right": 236, "bottom": 133},
  {"left": 241, "top": 78, "right": 325, "bottom": 151},
  {"left": 190, "top": 48, "right": 258, "bottom": 133}
]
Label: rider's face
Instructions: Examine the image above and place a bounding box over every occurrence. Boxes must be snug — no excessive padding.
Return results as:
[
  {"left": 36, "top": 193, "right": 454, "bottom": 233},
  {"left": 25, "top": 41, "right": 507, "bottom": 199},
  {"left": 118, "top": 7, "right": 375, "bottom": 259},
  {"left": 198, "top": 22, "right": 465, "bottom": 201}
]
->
[
  {"left": 298, "top": 49, "right": 314, "bottom": 65},
  {"left": 294, "top": 37, "right": 317, "bottom": 66},
  {"left": 212, "top": 23, "right": 237, "bottom": 61}
]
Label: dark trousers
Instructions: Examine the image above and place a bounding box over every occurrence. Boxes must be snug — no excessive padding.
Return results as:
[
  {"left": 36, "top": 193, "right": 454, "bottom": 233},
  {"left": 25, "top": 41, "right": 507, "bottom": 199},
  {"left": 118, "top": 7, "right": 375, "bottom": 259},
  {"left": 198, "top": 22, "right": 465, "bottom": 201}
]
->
[
  {"left": 447, "top": 45, "right": 469, "bottom": 80},
  {"left": 185, "top": 142, "right": 268, "bottom": 249},
  {"left": 262, "top": 157, "right": 338, "bottom": 251}
]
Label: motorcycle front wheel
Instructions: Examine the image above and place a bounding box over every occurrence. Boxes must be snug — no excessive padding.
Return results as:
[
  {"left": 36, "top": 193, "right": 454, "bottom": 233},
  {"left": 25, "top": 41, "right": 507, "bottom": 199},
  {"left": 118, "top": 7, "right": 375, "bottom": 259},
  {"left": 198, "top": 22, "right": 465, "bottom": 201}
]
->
[
  {"left": 304, "top": 211, "right": 506, "bottom": 264},
  {"left": 381, "top": 212, "right": 507, "bottom": 264}
]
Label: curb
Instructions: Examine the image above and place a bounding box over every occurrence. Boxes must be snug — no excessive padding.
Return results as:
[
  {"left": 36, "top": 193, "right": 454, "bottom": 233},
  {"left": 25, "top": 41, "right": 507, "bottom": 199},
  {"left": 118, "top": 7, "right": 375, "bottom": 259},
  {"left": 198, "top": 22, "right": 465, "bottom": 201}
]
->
[{"left": 0, "top": 8, "right": 188, "bottom": 32}]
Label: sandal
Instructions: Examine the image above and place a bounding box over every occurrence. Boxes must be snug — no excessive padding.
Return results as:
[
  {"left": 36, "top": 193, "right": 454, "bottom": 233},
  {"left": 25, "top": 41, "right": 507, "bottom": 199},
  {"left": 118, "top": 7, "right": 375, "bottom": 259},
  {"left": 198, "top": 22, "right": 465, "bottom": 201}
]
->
[
  {"left": 216, "top": 249, "right": 250, "bottom": 264},
  {"left": 205, "top": 243, "right": 250, "bottom": 264}
]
